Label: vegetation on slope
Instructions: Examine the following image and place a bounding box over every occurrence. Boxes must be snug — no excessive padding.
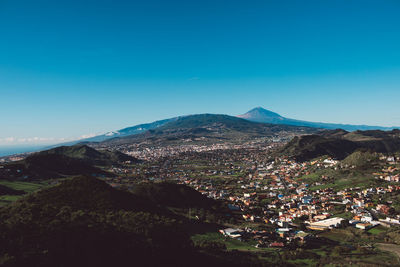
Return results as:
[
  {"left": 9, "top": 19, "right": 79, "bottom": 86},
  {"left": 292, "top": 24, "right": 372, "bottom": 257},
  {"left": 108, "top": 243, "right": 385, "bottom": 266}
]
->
[
  {"left": 101, "top": 114, "right": 317, "bottom": 146},
  {"left": 0, "top": 154, "right": 109, "bottom": 181},
  {"left": 0, "top": 176, "right": 191, "bottom": 267},
  {"left": 280, "top": 129, "right": 400, "bottom": 161},
  {"left": 0, "top": 176, "right": 277, "bottom": 267},
  {"left": 36, "top": 144, "right": 139, "bottom": 166}
]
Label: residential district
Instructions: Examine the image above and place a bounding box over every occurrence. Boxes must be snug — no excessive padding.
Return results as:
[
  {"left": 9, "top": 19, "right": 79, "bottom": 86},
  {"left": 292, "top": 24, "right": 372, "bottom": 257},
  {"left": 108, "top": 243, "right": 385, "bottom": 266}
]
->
[{"left": 96, "top": 141, "right": 400, "bottom": 253}]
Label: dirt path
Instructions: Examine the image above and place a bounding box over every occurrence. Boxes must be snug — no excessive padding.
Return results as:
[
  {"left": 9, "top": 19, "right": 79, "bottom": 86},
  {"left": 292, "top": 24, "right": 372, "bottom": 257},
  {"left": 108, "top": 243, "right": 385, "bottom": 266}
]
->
[{"left": 377, "top": 243, "right": 400, "bottom": 259}]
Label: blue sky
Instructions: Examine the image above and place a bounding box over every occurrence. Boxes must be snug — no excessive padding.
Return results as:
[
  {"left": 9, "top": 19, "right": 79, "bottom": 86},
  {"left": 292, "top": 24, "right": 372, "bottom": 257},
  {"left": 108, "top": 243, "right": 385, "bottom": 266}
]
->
[{"left": 1, "top": 0, "right": 400, "bottom": 146}]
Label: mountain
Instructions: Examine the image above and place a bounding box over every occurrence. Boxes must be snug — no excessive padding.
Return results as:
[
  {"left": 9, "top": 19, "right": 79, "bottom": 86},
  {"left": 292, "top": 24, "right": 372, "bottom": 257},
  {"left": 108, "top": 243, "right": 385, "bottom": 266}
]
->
[
  {"left": 279, "top": 129, "right": 400, "bottom": 161},
  {"left": 239, "top": 107, "right": 398, "bottom": 131},
  {"left": 59, "top": 118, "right": 177, "bottom": 146},
  {"left": 56, "top": 109, "right": 321, "bottom": 147},
  {"left": 36, "top": 144, "right": 139, "bottom": 166},
  {"left": 98, "top": 114, "right": 318, "bottom": 147},
  {"left": 238, "top": 107, "right": 286, "bottom": 124},
  {"left": 47, "top": 108, "right": 399, "bottom": 150}
]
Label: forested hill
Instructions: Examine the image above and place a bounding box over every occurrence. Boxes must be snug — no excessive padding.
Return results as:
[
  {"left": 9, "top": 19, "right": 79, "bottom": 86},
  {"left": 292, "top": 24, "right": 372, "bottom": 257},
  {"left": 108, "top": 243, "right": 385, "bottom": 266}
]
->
[{"left": 0, "top": 176, "right": 266, "bottom": 267}]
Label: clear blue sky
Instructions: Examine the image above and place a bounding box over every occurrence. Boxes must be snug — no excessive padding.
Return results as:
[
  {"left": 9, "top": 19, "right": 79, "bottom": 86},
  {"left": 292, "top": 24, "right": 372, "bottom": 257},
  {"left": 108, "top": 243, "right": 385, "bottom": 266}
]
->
[{"left": 1, "top": 0, "right": 400, "bottom": 146}]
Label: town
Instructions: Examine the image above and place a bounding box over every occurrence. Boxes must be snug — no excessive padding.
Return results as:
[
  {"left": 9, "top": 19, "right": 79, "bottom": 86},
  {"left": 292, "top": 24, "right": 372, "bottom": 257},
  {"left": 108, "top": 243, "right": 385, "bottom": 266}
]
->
[{"left": 84, "top": 139, "right": 400, "bottom": 265}]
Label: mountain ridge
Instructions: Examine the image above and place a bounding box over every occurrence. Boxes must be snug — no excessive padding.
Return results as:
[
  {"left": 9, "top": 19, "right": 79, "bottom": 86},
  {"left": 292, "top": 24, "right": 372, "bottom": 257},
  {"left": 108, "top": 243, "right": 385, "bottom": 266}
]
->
[
  {"left": 31, "top": 108, "right": 400, "bottom": 151},
  {"left": 238, "top": 107, "right": 398, "bottom": 131},
  {"left": 97, "top": 113, "right": 318, "bottom": 147}
]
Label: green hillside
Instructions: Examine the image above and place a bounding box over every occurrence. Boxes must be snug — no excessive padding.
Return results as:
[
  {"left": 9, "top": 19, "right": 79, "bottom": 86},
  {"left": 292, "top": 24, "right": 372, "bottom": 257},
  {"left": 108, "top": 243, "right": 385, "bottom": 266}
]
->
[
  {"left": 0, "top": 176, "right": 274, "bottom": 267},
  {"left": 36, "top": 144, "right": 139, "bottom": 166},
  {"left": 101, "top": 113, "right": 317, "bottom": 146},
  {"left": 280, "top": 129, "right": 400, "bottom": 161},
  {"left": 0, "top": 154, "right": 109, "bottom": 181}
]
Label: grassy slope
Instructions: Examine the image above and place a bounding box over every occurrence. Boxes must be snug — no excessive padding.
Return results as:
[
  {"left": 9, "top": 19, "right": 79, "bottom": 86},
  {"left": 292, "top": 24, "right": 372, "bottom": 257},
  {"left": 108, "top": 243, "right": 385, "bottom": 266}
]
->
[
  {"left": 0, "top": 180, "right": 49, "bottom": 206},
  {"left": 297, "top": 168, "right": 385, "bottom": 192}
]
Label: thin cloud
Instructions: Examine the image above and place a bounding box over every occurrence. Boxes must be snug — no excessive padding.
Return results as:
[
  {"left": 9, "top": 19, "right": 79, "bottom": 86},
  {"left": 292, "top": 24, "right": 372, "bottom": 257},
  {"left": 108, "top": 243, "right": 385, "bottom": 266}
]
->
[
  {"left": 79, "top": 133, "right": 96, "bottom": 139},
  {"left": 0, "top": 132, "right": 100, "bottom": 146}
]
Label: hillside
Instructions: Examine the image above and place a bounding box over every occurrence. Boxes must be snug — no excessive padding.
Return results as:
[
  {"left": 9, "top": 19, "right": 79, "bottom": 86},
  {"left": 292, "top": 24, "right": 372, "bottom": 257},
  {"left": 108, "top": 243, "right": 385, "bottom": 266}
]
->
[
  {"left": 22, "top": 176, "right": 159, "bottom": 212},
  {"left": 0, "top": 176, "right": 187, "bottom": 266},
  {"left": 239, "top": 107, "right": 398, "bottom": 131},
  {"left": 132, "top": 182, "right": 217, "bottom": 209},
  {"left": 38, "top": 108, "right": 400, "bottom": 150},
  {"left": 36, "top": 144, "right": 139, "bottom": 166},
  {"left": 0, "top": 176, "right": 255, "bottom": 267},
  {"left": 341, "top": 151, "right": 381, "bottom": 170},
  {"left": 58, "top": 118, "right": 177, "bottom": 146},
  {"left": 100, "top": 113, "right": 318, "bottom": 147},
  {"left": 0, "top": 154, "right": 110, "bottom": 181},
  {"left": 280, "top": 129, "right": 400, "bottom": 161},
  {"left": 55, "top": 110, "right": 325, "bottom": 147},
  {"left": 0, "top": 145, "right": 141, "bottom": 181}
]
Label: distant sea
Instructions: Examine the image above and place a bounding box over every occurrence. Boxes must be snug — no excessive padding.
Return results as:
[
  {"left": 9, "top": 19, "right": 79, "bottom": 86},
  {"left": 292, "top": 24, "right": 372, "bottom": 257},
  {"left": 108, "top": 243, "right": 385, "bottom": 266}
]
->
[{"left": 0, "top": 145, "right": 47, "bottom": 157}]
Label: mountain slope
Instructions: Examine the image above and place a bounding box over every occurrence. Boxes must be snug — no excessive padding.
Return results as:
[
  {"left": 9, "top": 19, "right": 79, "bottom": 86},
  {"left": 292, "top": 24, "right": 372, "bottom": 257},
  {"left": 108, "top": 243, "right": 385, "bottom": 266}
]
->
[
  {"left": 0, "top": 176, "right": 251, "bottom": 267},
  {"left": 0, "top": 176, "right": 191, "bottom": 267},
  {"left": 20, "top": 176, "right": 159, "bottom": 212},
  {"left": 132, "top": 182, "right": 217, "bottom": 209},
  {"left": 279, "top": 134, "right": 360, "bottom": 161},
  {"left": 279, "top": 129, "right": 400, "bottom": 161},
  {"left": 50, "top": 107, "right": 399, "bottom": 150},
  {"left": 99, "top": 113, "right": 318, "bottom": 146},
  {"left": 0, "top": 153, "right": 110, "bottom": 181},
  {"left": 36, "top": 144, "right": 139, "bottom": 166},
  {"left": 59, "top": 118, "right": 177, "bottom": 146},
  {"left": 239, "top": 107, "right": 398, "bottom": 131}
]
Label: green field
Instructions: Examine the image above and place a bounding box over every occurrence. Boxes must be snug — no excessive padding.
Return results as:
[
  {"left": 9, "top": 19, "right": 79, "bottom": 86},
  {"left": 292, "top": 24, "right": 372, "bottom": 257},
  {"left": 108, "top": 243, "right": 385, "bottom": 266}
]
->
[
  {"left": 0, "top": 180, "right": 49, "bottom": 206},
  {"left": 368, "top": 226, "right": 387, "bottom": 235},
  {"left": 0, "top": 180, "right": 47, "bottom": 193},
  {"left": 298, "top": 168, "right": 382, "bottom": 192}
]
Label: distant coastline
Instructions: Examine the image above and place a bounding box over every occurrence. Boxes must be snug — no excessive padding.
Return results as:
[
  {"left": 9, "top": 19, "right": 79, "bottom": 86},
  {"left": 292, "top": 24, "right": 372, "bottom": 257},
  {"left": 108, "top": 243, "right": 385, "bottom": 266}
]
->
[{"left": 0, "top": 145, "right": 45, "bottom": 157}]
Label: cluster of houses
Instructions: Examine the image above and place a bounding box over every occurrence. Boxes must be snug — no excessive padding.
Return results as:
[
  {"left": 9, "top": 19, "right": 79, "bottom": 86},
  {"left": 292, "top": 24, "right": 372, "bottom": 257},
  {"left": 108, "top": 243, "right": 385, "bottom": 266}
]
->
[
  {"left": 176, "top": 156, "right": 400, "bottom": 248},
  {"left": 219, "top": 227, "right": 311, "bottom": 248},
  {"left": 96, "top": 141, "right": 400, "bottom": 249},
  {"left": 374, "top": 165, "right": 400, "bottom": 182}
]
